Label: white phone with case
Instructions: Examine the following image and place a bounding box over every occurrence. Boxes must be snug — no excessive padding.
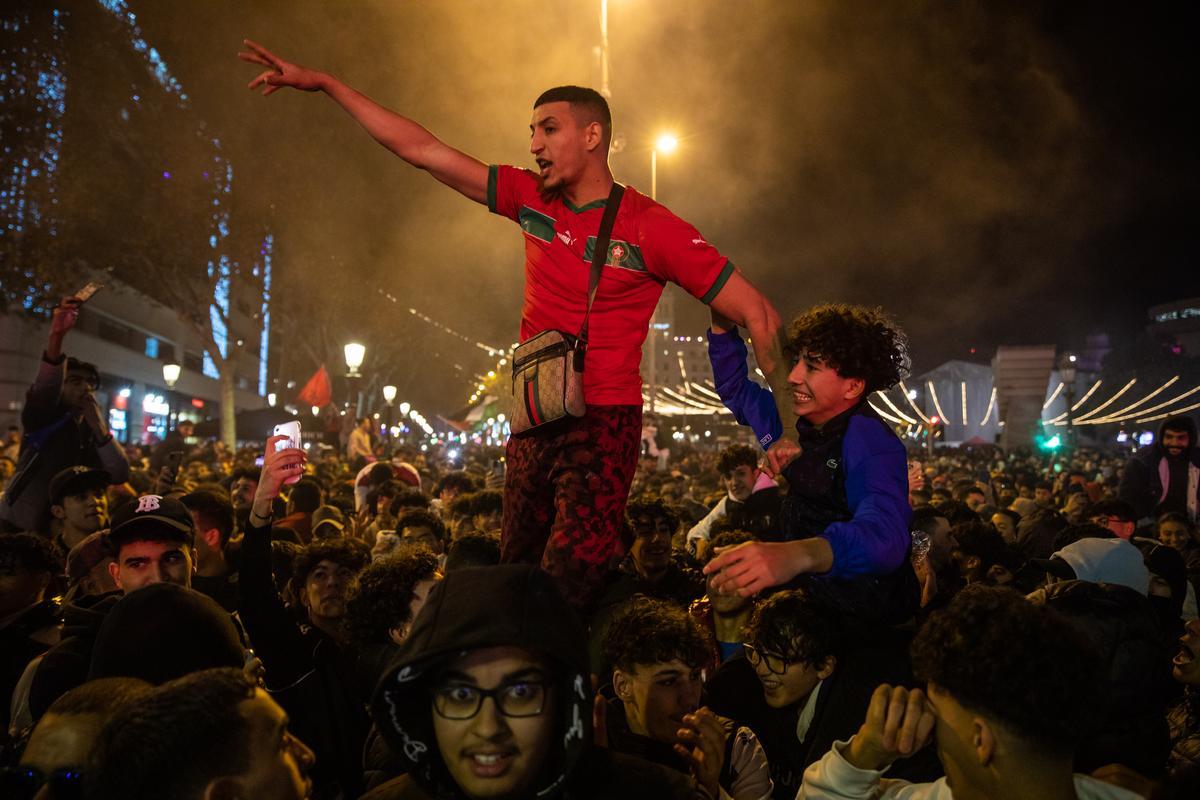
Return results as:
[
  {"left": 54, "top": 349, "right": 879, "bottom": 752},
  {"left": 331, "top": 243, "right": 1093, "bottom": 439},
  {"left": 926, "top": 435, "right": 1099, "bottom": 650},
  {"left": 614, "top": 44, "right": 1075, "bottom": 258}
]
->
[{"left": 272, "top": 420, "right": 303, "bottom": 485}]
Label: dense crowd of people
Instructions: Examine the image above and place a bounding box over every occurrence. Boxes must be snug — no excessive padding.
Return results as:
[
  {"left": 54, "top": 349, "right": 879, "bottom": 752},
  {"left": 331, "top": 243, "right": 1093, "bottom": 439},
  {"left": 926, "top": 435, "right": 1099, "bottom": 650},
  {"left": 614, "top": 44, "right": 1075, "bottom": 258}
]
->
[
  {"left": 1, "top": 43, "right": 1197, "bottom": 800},
  {"left": 1, "top": 286, "right": 1198, "bottom": 800}
]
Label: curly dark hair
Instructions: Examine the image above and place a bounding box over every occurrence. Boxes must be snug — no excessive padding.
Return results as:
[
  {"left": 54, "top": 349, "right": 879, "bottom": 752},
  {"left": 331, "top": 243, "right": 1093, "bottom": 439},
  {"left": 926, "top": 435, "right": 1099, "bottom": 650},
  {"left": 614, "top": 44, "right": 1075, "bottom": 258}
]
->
[
  {"left": 911, "top": 585, "right": 1102, "bottom": 752},
  {"left": 433, "top": 471, "right": 477, "bottom": 498},
  {"left": 396, "top": 508, "right": 448, "bottom": 543},
  {"left": 0, "top": 532, "right": 63, "bottom": 575},
  {"left": 389, "top": 488, "right": 431, "bottom": 516},
  {"left": 343, "top": 549, "right": 441, "bottom": 648},
  {"left": 625, "top": 498, "right": 679, "bottom": 532},
  {"left": 786, "top": 303, "right": 909, "bottom": 393},
  {"left": 288, "top": 537, "right": 371, "bottom": 599},
  {"left": 705, "top": 529, "right": 755, "bottom": 564},
  {"left": 603, "top": 596, "right": 713, "bottom": 673},
  {"left": 472, "top": 489, "right": 504, "bottom": 516},
  {"left": 445, "top": 532, "right": 502, "bottom": 572},
  {"left": 744, "top": 589, "right": 842, "bottom": 668},
  {"left": 950, "top": 521, "right": 1009, "bottom": 570},
  {"left": 716, "top": 444, "right": 758, "bottom": 477}
]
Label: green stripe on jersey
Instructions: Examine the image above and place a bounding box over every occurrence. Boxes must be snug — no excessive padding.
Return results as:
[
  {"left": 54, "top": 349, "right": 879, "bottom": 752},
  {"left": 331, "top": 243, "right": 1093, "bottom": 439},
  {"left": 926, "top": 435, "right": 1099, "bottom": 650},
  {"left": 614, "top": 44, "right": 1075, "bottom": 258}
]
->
[
  {"left": 518, "top": 207, "right": 557, "bottom": 243},
  {"left": 584, "top": 237, "right": 646, "bottom": 272},
  {"left": 701, "top": 260, "right": 736, "bottom": 304},
  {"left": 487, "top": 165, "right": 498, "bottom": 213}
]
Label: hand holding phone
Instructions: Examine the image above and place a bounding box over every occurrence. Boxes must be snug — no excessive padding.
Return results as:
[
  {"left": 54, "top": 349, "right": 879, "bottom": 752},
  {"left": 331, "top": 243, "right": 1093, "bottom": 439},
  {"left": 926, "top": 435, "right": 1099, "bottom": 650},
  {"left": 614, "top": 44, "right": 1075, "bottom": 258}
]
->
[
  {"left": 272, "top": 421, "right": 304, "bottom": 485},
  {"left": 74, "top": 281, "right": 104, "bottom": 303}
]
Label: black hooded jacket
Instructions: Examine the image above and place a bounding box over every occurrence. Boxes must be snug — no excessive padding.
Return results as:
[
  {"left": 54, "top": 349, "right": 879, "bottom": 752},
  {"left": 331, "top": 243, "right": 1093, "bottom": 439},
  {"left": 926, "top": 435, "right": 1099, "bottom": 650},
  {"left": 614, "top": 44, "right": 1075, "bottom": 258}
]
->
[
  {"left": 1035, "top": 579, "right": 1174, "bottom": 777},
  {"left": 366, "top": 564, "right": 695, "bottom": 800},
  {"left": 1119, "top": 416, "right": 1200, "bottom": 520},
  {"left": 27, "top": 591, "right": 120, "bottom": 720}
]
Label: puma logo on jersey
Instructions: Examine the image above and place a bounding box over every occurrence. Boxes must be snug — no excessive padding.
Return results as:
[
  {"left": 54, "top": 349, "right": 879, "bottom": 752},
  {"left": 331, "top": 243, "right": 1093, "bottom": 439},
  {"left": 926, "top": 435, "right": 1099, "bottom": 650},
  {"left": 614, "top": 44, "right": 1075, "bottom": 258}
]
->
[
  {"left": 557, "top": 230, "right": 575, "bottom": 247},
  {"left": 692, "top": 237, "right": 707, "bottom": 246}
]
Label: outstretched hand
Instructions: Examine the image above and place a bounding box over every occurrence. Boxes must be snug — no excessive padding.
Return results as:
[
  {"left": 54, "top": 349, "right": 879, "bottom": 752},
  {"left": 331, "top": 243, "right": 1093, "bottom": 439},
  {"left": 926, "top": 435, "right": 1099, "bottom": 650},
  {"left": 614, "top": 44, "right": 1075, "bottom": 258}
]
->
[
  {"left": 238, "top": 39, "right": 325, "bottom": 95},
  {"left": 703, "top": 538, "right": 831, "bottom": 597}
]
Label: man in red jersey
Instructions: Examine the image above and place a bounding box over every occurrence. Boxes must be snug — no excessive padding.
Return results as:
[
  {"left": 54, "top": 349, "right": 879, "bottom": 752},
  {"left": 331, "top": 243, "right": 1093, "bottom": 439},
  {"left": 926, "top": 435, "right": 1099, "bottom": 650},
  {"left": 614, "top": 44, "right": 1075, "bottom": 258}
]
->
[{"left": 240, "top": 41, "right": 799, "bottom": 610}]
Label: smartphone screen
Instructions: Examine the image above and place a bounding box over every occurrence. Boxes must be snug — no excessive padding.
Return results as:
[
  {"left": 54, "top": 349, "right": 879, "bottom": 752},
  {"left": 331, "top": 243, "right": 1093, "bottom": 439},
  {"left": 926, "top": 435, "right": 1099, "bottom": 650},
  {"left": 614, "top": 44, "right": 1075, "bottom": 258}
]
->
[{"left": 75, "top": 281, "right": 104, "bottom": 303}]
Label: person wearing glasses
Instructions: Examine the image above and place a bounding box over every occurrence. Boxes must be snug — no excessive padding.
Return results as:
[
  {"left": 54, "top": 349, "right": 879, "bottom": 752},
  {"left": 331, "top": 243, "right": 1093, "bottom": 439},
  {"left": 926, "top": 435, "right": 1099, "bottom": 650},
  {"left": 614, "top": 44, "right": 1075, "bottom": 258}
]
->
[
  {"left": 706, "top": 591, "right": 938, "bottom": 800},
  {"left": 368, "top": 564, "right": 695, "bottom": 799},
  {"left": 1, "top": 296, "right": 129, "bottom": 535},
  {"left": 3, "top": 677, "right": 150, "bottom": 800}
]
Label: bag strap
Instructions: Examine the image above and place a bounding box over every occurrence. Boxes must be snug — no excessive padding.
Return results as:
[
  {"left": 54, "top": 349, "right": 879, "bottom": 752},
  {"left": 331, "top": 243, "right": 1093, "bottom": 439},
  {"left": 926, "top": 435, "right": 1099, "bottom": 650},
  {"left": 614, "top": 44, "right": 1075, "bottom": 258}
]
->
[{"left": 576, "top": 182, "right": 626, "bottom": 350}]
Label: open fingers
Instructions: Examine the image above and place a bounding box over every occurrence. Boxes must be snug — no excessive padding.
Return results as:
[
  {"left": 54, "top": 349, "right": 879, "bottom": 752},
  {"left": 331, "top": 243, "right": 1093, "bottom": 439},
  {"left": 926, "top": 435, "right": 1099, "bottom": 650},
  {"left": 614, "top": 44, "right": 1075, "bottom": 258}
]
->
[
  {"left": 897, "top": 688, "right": 927, "bottom": 753},
  {"left": 881, "top": 686, "right": 909, "bottom": 750},
  {"left": 248, "top": 69, "right": 276, "bottom": 90},
  {"left": 242, "top": 39, "right": 282, "bottom": 67},
  {"left": 237, "top": 50, "right": 273, "bottom": 68},
  {"left": 865, "top": 684, "right": 892, "bottom": 730},
  {"left": 915, "top": 705, "right": 936, "bottom": 751}
]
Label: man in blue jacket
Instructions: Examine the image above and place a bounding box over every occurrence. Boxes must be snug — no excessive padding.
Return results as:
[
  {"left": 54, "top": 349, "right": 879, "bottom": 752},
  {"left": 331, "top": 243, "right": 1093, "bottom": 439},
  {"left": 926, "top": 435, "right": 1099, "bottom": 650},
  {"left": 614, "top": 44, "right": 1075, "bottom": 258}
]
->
[{"left": 705, "top": 304, "right": 916, "bottom": 621}]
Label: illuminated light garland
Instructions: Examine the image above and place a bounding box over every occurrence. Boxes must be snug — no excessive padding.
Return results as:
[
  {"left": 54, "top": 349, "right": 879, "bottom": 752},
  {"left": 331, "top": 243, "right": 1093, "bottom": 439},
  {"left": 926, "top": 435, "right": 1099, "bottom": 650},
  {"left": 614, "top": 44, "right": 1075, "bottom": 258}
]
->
[
  {"left": 659, "top": 385, "right": 726, "bottom": 412},
  {"left": 1080, "top": 376, "right": 1178, "bottom": 425},
  {"left": 979, "top": 386, "right": 997, "bottom": 426},
  {"left": 898, "top": 381, "right": 930, "bottom": 423},
  {"left": 1082, "top": 379, "right": 1197, "bottom": 425},
  {"left": 927, "top": 381, "right": 949, "bottom": 423},
  {"left": 689, "top": 382, "right": 725, "bottom": 403},
  {"left": 1072, "top": 378, "right": 1136, "bottom": 423},
  {"left": 868, "top": 401, "right": 907, "bottom": 425},
  {"left": 1136, "top": 398, "right": 1200, "bottom": 424},
  {"left": 960, "top": 382, "right": 968, "bottom": 426},
  {"left": 1045, "top": 379, "right": 1102, "bottom": 425},
  {"left": 1116, "top": 384, "right": 1200, "bottom": 422},
  {"left": 1042, "top": 382, "right": 1064, "bottom": 410},
  {"left": 874, "top": 391, "right": 917, "bottom": 424},
  {"left": 377, "top": 289, "right": 504, "bottom": 355}
]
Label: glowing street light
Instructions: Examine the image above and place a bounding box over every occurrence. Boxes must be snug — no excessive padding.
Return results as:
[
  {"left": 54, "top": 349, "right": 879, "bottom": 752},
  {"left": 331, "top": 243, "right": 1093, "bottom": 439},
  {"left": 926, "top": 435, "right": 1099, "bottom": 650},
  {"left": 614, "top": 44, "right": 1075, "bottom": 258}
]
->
[
  {"left": 382, "top": 384, "right": 397, "bottom": 404},
  {"left": 399, "top": 401, "right": 411, "bottom": 416},
  {"left": 650, "top": 133, "right": 678, "bottom": 202},
  {"left": 162, "top": 362, "right": 181, "bottom": 388},
  {"left": 344, "top": 342, "right": 366, "bottom": 376}
]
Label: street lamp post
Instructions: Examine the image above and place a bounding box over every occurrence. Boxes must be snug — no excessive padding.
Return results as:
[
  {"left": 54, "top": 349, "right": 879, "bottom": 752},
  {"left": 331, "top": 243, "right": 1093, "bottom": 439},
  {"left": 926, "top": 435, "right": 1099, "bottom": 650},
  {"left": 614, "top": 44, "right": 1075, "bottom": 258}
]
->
[
  {"left": 649, "top": 134, "right": 677, "bottom": 203},
  {"left": 162, "top": 363, "right": 181, "bottom": 429},
  {"left": 344, "top": 342, "right": 366, "bottom": 418},
  {"left": 1059, "top": 354, "right": 1077, "bottom": 449},
  {"left": 382, "top": 384, "right": 397, "bottom": 448},
  {"left": 647, "top": 134, "right": 678, "bottom": 413}
]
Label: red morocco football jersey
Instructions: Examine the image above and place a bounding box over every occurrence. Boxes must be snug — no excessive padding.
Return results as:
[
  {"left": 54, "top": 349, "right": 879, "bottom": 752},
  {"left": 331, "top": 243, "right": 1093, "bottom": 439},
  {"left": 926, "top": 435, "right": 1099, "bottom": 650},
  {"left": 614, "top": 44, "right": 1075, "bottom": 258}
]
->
[{"left": 488, "top": 164, "right": 736, "bottom": 406}]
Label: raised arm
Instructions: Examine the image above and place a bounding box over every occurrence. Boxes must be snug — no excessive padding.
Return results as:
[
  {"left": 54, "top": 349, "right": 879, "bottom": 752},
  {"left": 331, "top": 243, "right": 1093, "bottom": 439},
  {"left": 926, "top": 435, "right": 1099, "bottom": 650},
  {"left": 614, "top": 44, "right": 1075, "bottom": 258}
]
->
[
  {"left": 708, "top": 272, "right": 800, "bottom": 474},
  {"left": 239, "top": 39, "right": 488, "bottom": 203}
]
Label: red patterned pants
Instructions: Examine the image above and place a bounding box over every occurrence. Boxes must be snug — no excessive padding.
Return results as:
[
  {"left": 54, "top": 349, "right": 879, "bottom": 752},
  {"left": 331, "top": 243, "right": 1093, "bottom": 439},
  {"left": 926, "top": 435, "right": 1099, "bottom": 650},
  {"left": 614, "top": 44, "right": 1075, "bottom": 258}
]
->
[{"left": 501, "top": 405, "right": 642, "bottom": 612}]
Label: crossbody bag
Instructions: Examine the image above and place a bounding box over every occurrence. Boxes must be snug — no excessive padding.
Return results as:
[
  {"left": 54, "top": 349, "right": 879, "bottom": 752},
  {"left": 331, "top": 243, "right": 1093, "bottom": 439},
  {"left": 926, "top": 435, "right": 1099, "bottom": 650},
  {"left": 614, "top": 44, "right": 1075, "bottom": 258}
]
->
[{"left": 509, "top": 183, "right": 625, "bottom": 435}]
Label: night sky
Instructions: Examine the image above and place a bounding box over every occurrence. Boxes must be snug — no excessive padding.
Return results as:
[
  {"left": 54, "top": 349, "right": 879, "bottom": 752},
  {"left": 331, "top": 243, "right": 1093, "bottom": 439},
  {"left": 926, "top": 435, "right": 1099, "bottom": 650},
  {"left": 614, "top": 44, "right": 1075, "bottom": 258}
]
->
[{"left": 78, "top": 1, "right": 1199, "bottom": 406}]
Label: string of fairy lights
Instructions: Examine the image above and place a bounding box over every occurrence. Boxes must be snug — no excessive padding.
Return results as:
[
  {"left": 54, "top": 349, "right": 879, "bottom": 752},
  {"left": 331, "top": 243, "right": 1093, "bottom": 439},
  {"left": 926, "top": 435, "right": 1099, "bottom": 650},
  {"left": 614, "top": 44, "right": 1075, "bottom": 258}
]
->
[{"left": 376, "top": 286, "right": 1200, "bottom": 434}]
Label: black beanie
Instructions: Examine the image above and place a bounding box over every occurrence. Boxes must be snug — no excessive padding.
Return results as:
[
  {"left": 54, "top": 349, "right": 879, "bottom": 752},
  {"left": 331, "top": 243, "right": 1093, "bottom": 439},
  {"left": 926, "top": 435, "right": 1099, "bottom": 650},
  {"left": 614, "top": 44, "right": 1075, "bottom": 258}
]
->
[{"left": 89, "top": 583, "right": 244, "bottom": 684}]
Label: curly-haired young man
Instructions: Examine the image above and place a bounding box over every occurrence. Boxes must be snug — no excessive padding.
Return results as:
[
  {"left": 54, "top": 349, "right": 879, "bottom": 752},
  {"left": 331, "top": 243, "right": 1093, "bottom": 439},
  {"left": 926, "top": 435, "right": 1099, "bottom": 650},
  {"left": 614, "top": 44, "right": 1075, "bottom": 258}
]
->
[
  {"left": 603, "top": 596, "right": 773, "bottom": 799},
  {"left": 798, "top": 586, "right": 1130, "bottom": 800},
  {"left": 706, "top": 304, "right": 917, "bottom": 623}
]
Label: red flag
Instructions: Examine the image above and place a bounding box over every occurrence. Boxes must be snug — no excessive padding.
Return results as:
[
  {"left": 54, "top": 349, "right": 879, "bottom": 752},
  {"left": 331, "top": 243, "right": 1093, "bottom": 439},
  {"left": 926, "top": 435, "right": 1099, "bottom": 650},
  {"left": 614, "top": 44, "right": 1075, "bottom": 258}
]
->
[{"left": 297, "top": 365, "right": 332, "bottom": 409}]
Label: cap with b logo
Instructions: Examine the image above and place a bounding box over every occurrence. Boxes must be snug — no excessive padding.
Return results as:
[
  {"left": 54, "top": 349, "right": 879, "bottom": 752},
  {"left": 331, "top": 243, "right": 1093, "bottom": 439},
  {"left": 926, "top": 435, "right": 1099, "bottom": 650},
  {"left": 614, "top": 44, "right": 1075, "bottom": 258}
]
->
[
  {"left": 49, "top": 465, "right": 111, "bottom": 506},
  {"left": 105, "top": 494, "right": 195, "bottom": 551}
]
